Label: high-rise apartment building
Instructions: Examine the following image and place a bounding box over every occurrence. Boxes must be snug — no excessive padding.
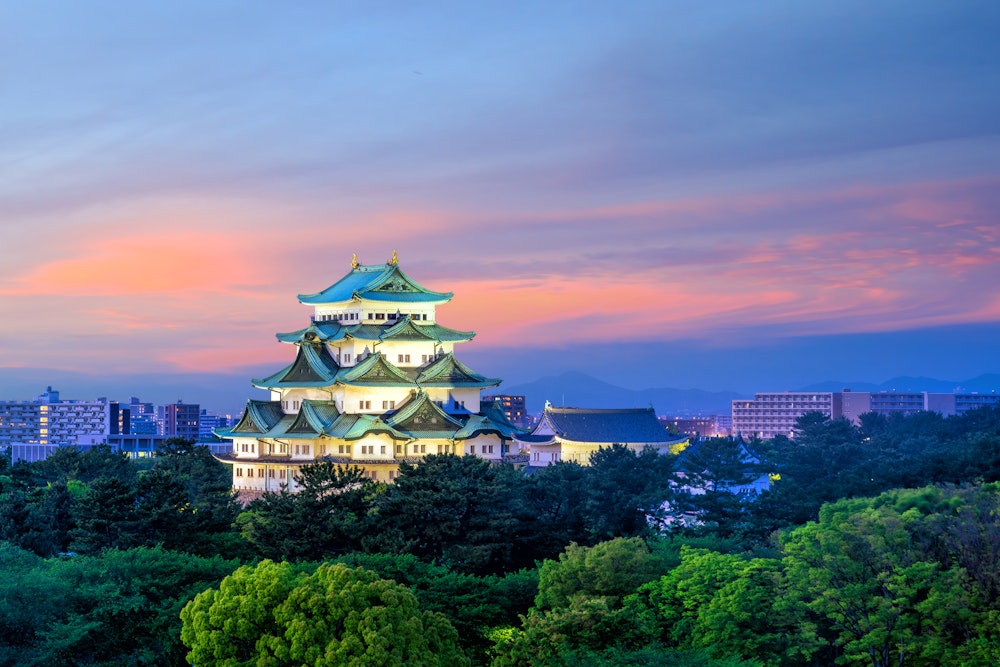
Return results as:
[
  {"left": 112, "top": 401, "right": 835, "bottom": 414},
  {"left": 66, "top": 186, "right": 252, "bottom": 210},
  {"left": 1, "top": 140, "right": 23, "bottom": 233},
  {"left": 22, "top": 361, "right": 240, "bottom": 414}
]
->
[
  {"left": 0, "top": 387, "right": 109, "bottom": 449},
  {"left": 735, "top": 389, "right": 1000, "bottom": 439},
  {"left": 731, "top": 392, "right": 842, "bottom": 440},
  {"left": 157, "top": 401, "right": 200, "bottom": 440},
  {"left": 482, "top": 394, "right": 530, "bottom": 428}
]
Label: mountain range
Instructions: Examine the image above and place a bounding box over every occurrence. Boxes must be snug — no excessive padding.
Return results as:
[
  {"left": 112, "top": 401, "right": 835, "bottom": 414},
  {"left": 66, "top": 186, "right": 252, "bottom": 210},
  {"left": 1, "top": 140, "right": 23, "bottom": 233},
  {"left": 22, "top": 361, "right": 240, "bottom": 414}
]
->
[
  {"left": 1, "top": 366, "right": 997, "bottom": 419},
  {"left": 501, "top": 372, "right": 1000, "bottom": 417}
]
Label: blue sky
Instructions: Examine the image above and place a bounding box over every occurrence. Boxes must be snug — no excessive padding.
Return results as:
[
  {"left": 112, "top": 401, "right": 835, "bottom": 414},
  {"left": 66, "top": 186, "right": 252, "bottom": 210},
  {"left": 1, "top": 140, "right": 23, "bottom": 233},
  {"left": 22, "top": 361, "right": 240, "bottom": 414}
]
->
[{"left": 1, "top": 1, "right": 998, "bottom": 412}]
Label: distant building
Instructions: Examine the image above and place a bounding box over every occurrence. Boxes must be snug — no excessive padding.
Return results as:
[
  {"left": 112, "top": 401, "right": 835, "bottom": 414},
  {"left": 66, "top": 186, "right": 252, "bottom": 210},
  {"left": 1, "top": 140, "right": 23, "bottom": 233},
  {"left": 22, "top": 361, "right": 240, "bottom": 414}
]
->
[
  {"left": 128, "top": 397, "right": 157, "bottom": 435},
  {"left": 514, "top": 403, "right": 688, "bottom": 466},
  {"left": 734, "top": 389, "right": 1000, "bottom": 439},
  {"left": 0, "top": 386, "right": 109, "bottom": 448},
  {"left": 482, "top": 394, "right": 530, "bottom": 428},
  {"left": 660, "top": 415, "right": 731, "bottom": 438},
  {"left": 732, "top": 392, "right": 842, "bottom": 440},
  {"left": 199, "top": 409, "right": 233, "bottom": 442},
  {"left": 157, "top": 401, "right": 200, "bottom": 440}
]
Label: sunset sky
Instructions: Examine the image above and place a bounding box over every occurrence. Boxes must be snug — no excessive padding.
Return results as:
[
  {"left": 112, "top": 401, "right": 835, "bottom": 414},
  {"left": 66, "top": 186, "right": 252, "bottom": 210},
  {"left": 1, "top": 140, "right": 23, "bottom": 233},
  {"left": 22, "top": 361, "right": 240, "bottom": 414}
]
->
[{"left": 2, "top": 1, "right": 999, "bottom": 412}]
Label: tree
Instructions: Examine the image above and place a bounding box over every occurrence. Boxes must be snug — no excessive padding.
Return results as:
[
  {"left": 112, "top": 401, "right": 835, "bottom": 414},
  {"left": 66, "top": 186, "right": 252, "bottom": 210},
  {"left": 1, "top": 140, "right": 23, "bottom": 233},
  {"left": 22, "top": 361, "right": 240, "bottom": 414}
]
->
[
  {"left": 490, "top": 538, "right": 671, "bottom": 666},
  {"left": 0, "top": 545, "right": 239, "bottom": 666},
  {"left": 778, "top": 486, "right": 1000, "bottom": 667},
  {"left": 369, "top": 455, "right": 532, "bottom": 574},
  {"left": 180, "top": 560, "right": 469, "bottom": 667},
  {"left": 70, "top": 476, "right": 141, "bottom": 553},
  {"left": 535, "top": 537, "right": 667, "bottom": 610},
  {"left": 238, "top": 461, "right": 380, "bottom": 561},
  {"left": 583, "top": 445, "right": 675, "bottom": 542}
]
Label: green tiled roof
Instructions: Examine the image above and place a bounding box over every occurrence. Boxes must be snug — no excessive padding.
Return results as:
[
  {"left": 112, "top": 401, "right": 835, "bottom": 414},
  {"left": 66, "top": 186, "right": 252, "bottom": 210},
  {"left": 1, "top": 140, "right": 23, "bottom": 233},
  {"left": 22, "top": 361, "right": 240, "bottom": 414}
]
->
[
  {"left": 252, "top": 343, "right": 340, "bottom": 389},
  {"left": 477, "top": 399, "right": 527, "bottom": 438},
  {"left": 329, "top": 413, "right": 411, "bottom": 441},
  {"left": 286, "top": 400, "right": 341, "bottom": 435},
  {"left": 298, "top": 263, "right": 452, "bottom": 305},
  {"left": 337, "top": 351, "right": 415, "bottom": 387},
  {"left": 224, "top": 400, "right": 286, "bottom": 436},
  {"left": 415, "top": 352, "right": 501, "bottom": 388},
  {"left": 276, "top": 320, "right": 474, "bottom": 345},
  {"left": 387, "top": 391, "right": 464, "bottom": 434}
]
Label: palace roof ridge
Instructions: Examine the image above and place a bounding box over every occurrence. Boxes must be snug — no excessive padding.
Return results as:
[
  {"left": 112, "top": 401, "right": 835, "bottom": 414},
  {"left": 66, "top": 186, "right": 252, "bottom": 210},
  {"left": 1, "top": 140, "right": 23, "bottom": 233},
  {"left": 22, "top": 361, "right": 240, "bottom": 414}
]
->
[{"left": 298, "top": 262, "right": 452, "bottom": 306}]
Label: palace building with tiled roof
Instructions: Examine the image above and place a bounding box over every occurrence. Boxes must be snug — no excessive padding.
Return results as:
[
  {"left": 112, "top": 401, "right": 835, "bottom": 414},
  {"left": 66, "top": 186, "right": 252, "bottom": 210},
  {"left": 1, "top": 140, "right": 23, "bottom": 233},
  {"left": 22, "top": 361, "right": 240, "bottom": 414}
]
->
[
  {"left": 216, "top": 252, "right": 523, "bottom": 497},
  {"left": 514, "top": 403, "right": 689, "bottom": 467}
]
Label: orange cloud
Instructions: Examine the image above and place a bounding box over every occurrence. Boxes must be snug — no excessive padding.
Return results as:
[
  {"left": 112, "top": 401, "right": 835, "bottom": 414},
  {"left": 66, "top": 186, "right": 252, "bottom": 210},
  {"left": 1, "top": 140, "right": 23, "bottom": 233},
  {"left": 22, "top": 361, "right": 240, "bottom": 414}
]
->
[{"left": 5, "top": 231, "right": 273, "bottom": 296}]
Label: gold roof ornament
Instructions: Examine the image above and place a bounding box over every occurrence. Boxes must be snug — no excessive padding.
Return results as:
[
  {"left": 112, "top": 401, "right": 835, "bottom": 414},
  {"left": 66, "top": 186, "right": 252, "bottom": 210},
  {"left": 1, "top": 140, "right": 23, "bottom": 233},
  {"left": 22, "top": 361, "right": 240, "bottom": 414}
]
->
[
  {"left": 389, "top": 249, "right": 398, "bottom": 265},
  {"left": 351, "top": 253, "right": 359, "bottom": 269}
]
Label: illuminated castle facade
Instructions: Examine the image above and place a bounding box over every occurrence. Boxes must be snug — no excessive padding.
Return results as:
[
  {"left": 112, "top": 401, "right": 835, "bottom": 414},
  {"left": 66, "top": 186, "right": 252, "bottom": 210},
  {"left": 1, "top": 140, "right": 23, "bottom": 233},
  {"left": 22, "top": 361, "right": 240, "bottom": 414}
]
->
[{"left": 217, "top": 252, "right": 522, "bottom": 497}]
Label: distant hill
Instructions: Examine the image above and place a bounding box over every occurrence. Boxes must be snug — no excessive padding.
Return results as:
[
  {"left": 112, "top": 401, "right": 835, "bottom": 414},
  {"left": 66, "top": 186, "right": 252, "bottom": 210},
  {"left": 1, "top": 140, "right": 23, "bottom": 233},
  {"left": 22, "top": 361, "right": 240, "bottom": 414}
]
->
[
  {"left": 499, "top": 371, "right": 745, "bottom": 417},
  {"left": 798, "top": 374, "right": 1000, "bottom": 394}
]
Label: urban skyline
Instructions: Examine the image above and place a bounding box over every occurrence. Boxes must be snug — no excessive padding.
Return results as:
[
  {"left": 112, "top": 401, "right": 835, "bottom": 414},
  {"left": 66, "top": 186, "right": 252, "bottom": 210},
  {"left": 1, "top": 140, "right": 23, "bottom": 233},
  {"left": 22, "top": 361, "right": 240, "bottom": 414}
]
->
[{"left": 2, "top": 2, "right": 998, "bottom": 412}]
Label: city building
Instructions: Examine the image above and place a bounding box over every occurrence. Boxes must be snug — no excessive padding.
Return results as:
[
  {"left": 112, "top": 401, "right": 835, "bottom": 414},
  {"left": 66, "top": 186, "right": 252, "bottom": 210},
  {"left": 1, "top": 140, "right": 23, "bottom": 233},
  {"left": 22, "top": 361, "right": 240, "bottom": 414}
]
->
[
  {"left": 734, "top": 390, "right": 1000, "bottom": 439},
  {"left": 660, "top": 415, "right": 731, "bottom": 438},
  {"left": 199, "top": 409, "right": 233, "bottom": 442},
  {"left": 0, "top": 386, "right": 109, "bottom": 449},
  {"left": 215, "top": 252, "right": 524, "bottom": 497},
  {"left": 731, "top": 392, "right": 842, "bottom": 440},
  {"left": 157, "top": 401, "right": 200, "bottom": 440},
  {"left": 482, "top": 394, "right": 531, "bottom": 428},
  {"left": 513, "top": 403, "right": 688, "bottom": 466},
  {"left": 128, "top": 397, "right": 158, "bottom": 435}
]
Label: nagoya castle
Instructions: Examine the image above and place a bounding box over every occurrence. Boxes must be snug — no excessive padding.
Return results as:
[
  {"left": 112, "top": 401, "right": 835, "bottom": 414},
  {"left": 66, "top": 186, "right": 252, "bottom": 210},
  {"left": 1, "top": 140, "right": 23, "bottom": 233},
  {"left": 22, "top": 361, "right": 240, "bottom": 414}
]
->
[{"left": 218, "top": 251, "right": 522, "bottom": 497}]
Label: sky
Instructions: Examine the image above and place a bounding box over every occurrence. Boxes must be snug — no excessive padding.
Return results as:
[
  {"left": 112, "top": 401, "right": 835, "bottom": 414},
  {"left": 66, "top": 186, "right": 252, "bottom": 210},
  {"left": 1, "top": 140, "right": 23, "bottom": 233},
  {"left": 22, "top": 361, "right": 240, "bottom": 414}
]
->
[{"left": 1, "top": 1, "right": 999, "bottom": 413}]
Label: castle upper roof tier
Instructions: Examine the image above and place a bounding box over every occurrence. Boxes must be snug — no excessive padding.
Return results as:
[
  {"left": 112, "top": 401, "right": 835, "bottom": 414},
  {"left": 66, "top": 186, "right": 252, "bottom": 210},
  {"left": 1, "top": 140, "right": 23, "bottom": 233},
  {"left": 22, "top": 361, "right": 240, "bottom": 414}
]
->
[
  {"left": 276, "top": 316, "right": 474, "bottom": 345},
  {"left": 251, "top": 349, "right": 500, "bottom": 390},
  {"left": 298, "top": 261, "right": 453, "bottom": 306}
]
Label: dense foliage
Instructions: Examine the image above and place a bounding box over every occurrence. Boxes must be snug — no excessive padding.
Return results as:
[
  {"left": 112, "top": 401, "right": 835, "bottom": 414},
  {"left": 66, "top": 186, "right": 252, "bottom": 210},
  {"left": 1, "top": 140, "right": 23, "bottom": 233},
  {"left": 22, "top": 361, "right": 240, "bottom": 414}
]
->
[{"left": 0, "top": 405, "right": 998, "bottom": 665}]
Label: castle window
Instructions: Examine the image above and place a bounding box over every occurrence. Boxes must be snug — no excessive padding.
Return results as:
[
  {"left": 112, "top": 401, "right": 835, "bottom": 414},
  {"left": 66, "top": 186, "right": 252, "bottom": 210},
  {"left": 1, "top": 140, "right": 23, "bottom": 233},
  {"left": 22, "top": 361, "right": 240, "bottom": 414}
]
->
[
  {"left": 236, "top": 468, "right": 243, "bottom": 477},
  {"left": 268, "top": 469, "right": 275, "bottom": 478},
  {"left": 380, "top": 445, "right": 386, "bottom": 454},
  {"left": 257, "top": 468, "right": 264, "bottom": 477},
  {"left": 375, "top": 313, "right": 385, "bottom": 320}
]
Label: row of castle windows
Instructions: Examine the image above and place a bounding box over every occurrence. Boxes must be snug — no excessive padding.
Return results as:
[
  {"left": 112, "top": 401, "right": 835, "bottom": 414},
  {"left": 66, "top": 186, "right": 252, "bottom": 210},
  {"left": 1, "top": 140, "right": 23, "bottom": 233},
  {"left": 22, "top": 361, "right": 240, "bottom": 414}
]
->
[{"left": 317, "top": 313, "right": 430, "bottom": 323}]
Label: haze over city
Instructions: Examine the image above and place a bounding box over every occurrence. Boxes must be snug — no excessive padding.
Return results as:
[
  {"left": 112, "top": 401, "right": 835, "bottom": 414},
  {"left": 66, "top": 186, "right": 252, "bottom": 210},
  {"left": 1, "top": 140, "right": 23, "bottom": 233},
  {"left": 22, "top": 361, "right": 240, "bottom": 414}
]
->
[{"left": 2, "top": 1, "right": 998, "bottom": 413}]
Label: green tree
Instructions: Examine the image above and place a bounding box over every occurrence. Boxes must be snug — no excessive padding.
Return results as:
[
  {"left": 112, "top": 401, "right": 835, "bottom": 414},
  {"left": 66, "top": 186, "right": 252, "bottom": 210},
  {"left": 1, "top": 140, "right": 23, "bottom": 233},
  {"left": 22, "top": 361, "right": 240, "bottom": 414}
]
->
[
  {"left": 535, "top": 537, "right": 667, "bottom": 610},
  {"left": 180, "top": 560, "right": 469, "bottom": 667},
  {"left": 778, "top": 486, "right": 997, "bottom": 667},
  {"left": 238, "top": 461, "right": 379, "bottom": 561},
  {"left": 0, "top": 544, "right": 238, "bottom": 666},
  {"left": 583, "top": 445, "right": 675, "bottom": 542},
  {"left": 490, "top": 538, "right": 670, "bottom": 666},
  {"left": 370, "top": 455, "right": 531, "bottom": 574},
  {"left": 70, "top": 476, "right": 141, "bottom": 553}
]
